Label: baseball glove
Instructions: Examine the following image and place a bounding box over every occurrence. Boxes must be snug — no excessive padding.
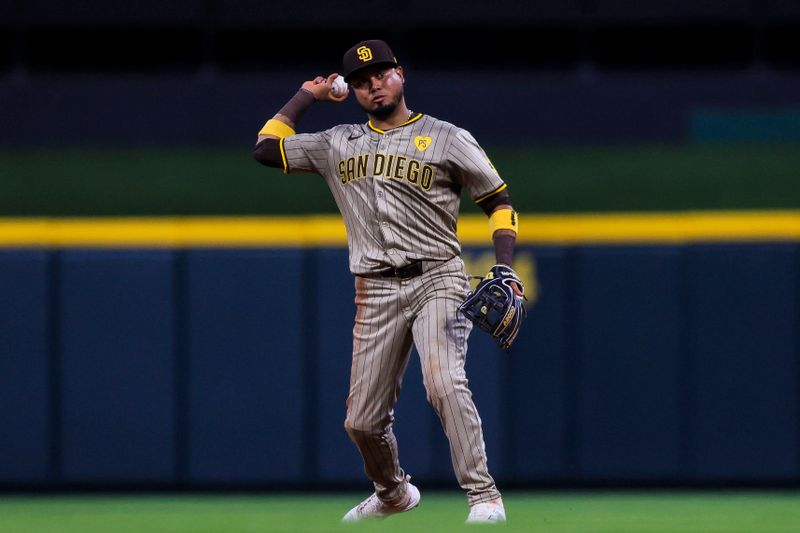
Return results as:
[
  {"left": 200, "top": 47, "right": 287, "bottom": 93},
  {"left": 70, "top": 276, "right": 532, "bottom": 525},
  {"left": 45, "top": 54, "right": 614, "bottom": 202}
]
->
[{"left": 458, "top": 264, "right": 526, "bottom": 349}]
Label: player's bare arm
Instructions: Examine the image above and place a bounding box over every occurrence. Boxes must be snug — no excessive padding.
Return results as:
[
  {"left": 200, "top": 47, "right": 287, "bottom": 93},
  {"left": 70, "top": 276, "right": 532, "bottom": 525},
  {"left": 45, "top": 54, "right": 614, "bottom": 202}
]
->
[{"left": 253, "top": 73, "right": 348, "bottom": 166}]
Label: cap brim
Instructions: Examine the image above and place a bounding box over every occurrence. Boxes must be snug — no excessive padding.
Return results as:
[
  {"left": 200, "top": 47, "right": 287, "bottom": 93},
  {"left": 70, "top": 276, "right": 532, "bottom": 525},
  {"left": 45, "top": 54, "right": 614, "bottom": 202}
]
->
[{"left": 344, "top": 61, "right": 399, "bottom": 83}]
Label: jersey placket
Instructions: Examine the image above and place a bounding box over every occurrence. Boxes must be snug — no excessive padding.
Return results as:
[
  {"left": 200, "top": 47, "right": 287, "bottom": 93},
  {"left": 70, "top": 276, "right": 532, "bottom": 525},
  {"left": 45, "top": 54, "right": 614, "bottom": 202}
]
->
[{"left": 374, "top": 129, "right": 401, "bottom": 267}]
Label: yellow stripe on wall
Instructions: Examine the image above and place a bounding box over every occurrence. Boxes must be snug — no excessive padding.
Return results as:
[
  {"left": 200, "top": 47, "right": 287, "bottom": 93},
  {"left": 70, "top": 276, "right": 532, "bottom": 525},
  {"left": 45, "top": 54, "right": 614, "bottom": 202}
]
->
[
  {"left": 0, "top": 211, "right": 799, "bottom": 248},
  {"left": 459, "top": 211, "right": 800, "bottom": 244}
]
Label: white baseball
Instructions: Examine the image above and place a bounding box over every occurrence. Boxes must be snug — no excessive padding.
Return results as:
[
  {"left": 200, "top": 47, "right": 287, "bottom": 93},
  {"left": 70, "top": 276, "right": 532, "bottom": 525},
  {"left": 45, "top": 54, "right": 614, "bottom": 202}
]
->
[{"left": 331, "top": 75, "right": 348, "bottom": 96}]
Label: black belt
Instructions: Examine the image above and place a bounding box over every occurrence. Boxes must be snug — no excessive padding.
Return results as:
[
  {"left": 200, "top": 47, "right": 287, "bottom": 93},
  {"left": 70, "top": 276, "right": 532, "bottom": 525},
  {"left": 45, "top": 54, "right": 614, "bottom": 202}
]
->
[{"left": 378, "top": 261, "right": 424, "bottom": 280}]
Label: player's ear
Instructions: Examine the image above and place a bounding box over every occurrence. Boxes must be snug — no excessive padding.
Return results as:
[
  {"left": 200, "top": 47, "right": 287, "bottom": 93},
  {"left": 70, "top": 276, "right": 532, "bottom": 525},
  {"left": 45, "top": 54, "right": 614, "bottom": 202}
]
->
[{"left": 396, "top": 66, "right": 405, "bottom": 83}]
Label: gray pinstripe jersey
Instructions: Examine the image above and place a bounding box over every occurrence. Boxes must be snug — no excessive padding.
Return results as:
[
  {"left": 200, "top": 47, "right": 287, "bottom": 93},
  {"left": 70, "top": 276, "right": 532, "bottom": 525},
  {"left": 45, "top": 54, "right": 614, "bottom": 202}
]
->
[{"left": 281, "top": 113, "right": 506, "bottom": 275}]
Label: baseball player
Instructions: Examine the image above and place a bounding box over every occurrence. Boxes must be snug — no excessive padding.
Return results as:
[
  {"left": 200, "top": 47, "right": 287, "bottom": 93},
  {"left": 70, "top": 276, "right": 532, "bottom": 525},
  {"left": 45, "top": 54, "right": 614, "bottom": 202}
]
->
[{"left": 252, "top": 39, "right": 521, "bottom": 524}]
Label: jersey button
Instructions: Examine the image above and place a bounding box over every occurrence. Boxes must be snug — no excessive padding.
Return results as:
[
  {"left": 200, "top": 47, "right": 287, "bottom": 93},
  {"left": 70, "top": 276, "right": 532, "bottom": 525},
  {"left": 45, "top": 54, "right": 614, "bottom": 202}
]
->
[
  {"left": 376, "top": 191, "right": 384, "bottom": 198},
  {"left": 387, "top": 249, "right": 395, "bottom": 255},
  {"left": 381, "top": 221, "right": 389, "bottom": 226}
]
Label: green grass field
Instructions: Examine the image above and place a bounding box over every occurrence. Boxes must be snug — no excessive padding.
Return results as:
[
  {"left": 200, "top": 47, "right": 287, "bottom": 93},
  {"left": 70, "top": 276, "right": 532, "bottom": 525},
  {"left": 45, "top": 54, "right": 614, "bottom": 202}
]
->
[{"left": 1, "top": 491, "right": 799, "bottom": 532}]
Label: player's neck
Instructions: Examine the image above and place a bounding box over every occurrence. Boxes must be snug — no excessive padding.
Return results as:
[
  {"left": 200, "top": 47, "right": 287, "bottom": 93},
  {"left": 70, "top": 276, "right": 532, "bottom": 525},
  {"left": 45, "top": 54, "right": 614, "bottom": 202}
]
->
[{"left": 368, "top": 102, "right": 413, "bottom": 131}]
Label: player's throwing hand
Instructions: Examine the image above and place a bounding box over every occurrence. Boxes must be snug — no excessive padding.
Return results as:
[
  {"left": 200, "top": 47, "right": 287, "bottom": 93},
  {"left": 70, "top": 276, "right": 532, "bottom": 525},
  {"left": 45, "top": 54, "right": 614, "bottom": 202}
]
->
[{"left": 301, "top": 73, "right": 348, "bottom": 102}]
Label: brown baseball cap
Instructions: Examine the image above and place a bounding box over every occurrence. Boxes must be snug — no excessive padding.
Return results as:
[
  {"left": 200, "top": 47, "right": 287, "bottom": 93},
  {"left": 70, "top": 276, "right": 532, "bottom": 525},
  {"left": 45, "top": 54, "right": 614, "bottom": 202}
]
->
[{"left": 342, "top": 40, "right": 399, "bottom": 83}]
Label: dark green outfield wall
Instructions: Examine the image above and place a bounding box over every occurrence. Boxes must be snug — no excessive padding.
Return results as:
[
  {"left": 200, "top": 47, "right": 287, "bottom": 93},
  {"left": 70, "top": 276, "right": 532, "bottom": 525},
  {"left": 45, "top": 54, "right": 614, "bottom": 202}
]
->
[
  {"left": 3, "top": 243, "right": 800, "bottom": 486},
  {"left": 2, "top": 144, "right": 799, "bottom": 216}
]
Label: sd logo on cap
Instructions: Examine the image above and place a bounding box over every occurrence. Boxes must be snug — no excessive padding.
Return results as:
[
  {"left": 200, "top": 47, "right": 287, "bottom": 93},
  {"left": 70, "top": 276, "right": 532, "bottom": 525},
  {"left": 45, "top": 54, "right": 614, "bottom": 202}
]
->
[
  {"left": 343, "top": 40, "right": 399, "bottom": 83},
  {"left": 357, "top": 46, "right": 373, "bottom": 62}
]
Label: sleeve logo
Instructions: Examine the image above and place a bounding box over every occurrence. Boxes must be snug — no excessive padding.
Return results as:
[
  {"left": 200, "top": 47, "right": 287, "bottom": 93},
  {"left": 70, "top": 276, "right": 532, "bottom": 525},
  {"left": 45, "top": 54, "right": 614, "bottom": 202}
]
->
[
  {"left": 357, "top": 46, "right": 373, "bottom": 62},
  {"left": 414, "top": 136, "right": 432, "bottom": 152}
]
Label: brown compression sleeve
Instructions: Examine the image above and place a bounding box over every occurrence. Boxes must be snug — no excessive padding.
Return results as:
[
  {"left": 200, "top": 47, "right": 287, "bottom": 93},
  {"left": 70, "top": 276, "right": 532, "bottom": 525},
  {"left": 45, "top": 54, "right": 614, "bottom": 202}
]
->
[
  {"left": 276, "top": 88, "right": 316, "bottom": 127},
  {"left": 252, "top": 138, "right": 283, "bottom": 168},
  {"left": 493, "top": 231, "right": 516, "bottom": 266}
]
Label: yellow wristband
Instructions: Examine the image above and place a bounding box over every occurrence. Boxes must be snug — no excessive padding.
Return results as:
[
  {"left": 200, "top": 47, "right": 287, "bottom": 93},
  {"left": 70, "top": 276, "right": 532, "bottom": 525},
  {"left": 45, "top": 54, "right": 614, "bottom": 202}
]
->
[
  {"left": 489, "top": 208, "right": 519, "bottom": 234},
  {"left": 258, "top": 119, "right": 296, "bottom": 139}
]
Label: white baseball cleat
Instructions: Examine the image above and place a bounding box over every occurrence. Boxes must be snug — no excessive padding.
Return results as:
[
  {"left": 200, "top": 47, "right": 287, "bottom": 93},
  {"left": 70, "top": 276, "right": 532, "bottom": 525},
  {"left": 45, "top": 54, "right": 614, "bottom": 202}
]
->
[
  {"left": 466, "top": 499, "right": 506, "bottom": 524},
  {"left": 342, "top": 483, "right": 421, "bottom": 523}
]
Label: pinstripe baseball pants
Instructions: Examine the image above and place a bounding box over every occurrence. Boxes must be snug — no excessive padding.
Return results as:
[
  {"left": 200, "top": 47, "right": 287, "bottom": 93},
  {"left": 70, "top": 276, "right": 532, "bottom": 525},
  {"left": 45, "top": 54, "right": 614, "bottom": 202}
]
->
[{"left": 343, "top": 256, "right": 501, "bottom": 506}]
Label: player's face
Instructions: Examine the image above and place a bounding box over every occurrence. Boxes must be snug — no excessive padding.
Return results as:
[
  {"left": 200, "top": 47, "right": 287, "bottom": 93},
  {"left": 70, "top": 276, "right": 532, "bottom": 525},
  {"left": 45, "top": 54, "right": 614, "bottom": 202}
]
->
[{"left": 349, "top": 66, "right": 405, "bottom": 119}]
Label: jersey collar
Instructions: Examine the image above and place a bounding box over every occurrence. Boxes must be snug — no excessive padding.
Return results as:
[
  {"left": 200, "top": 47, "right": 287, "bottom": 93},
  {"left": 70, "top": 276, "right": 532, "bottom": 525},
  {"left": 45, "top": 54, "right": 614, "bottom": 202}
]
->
[{"left": 367, "top": 113, "right": 424, "bottom": 134}]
